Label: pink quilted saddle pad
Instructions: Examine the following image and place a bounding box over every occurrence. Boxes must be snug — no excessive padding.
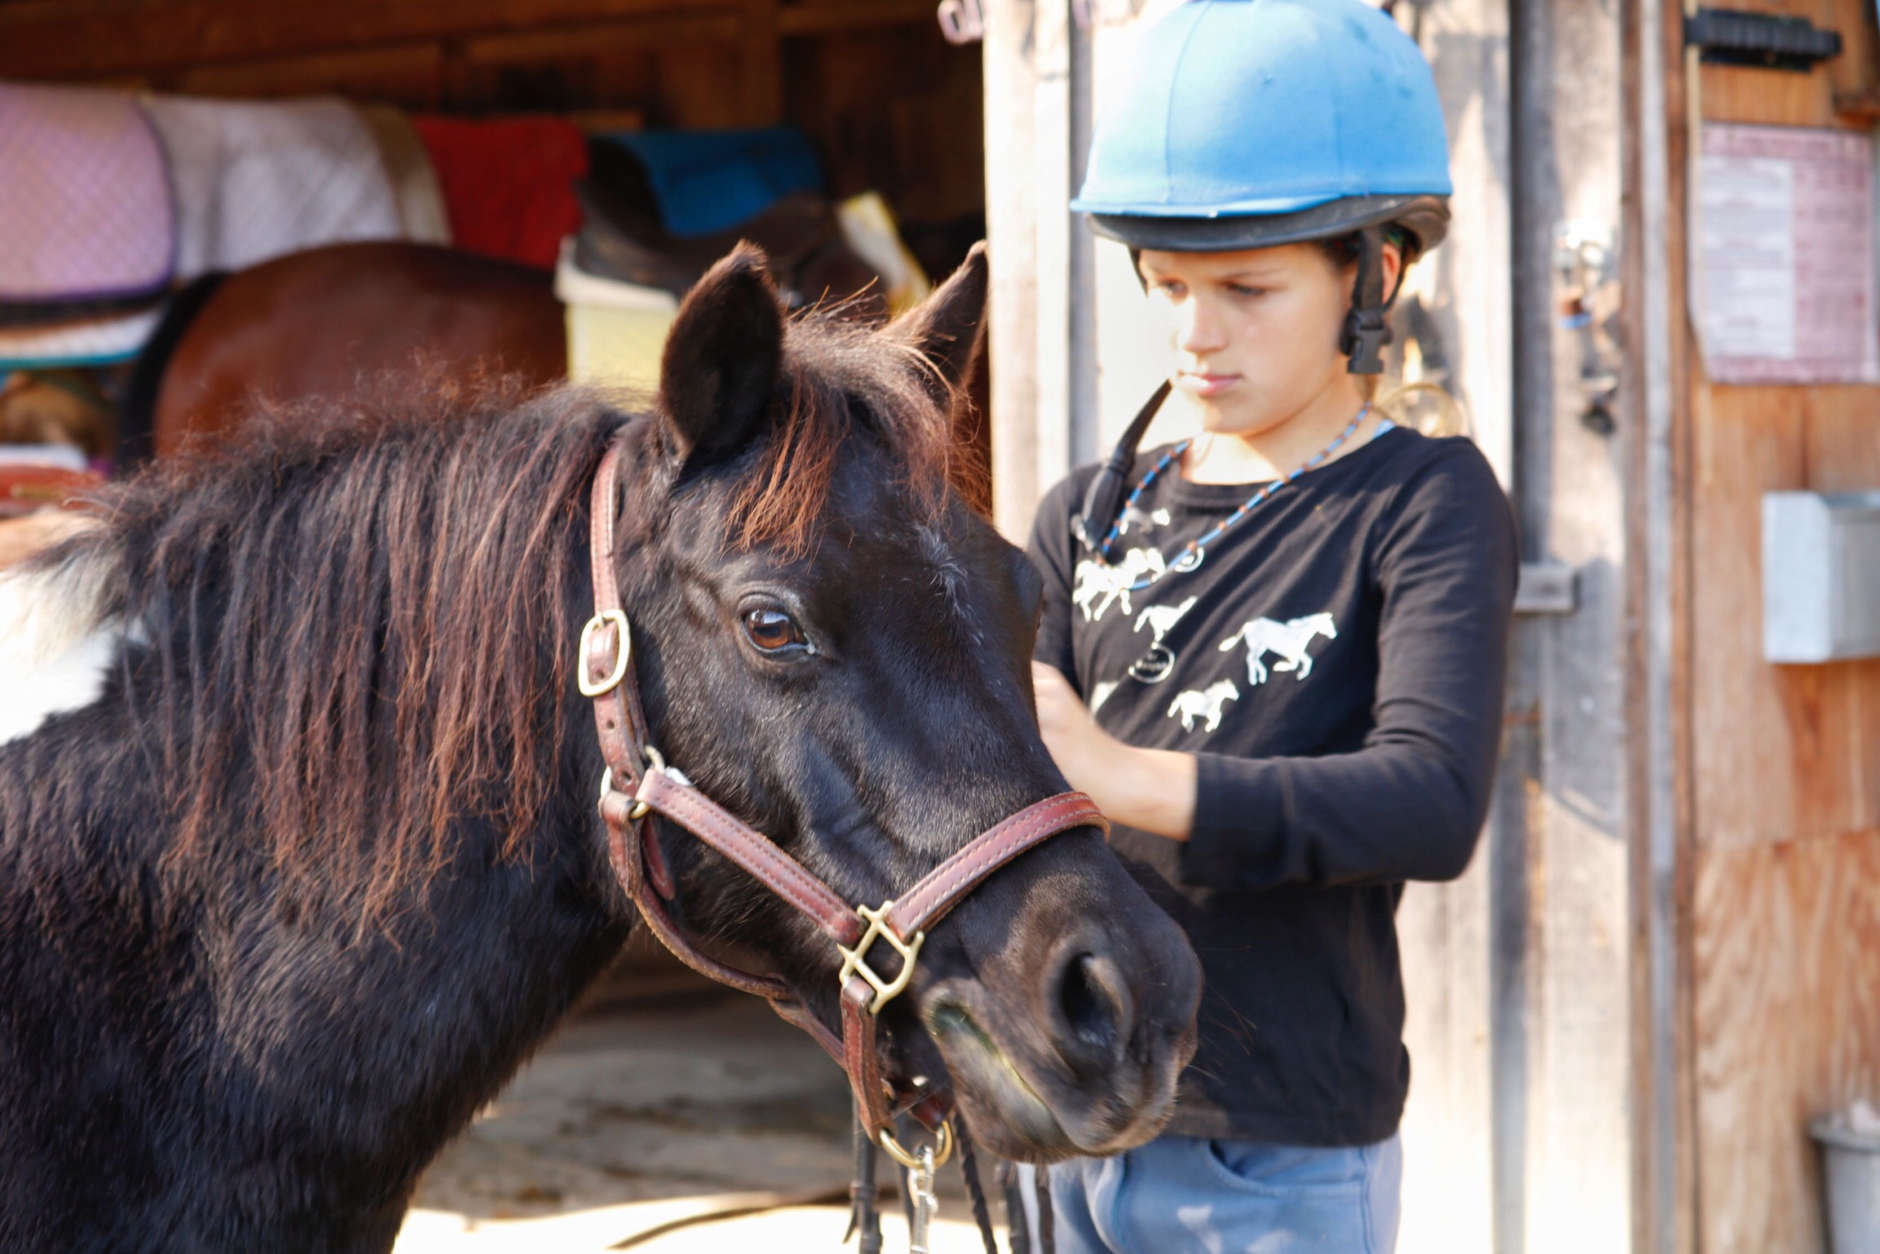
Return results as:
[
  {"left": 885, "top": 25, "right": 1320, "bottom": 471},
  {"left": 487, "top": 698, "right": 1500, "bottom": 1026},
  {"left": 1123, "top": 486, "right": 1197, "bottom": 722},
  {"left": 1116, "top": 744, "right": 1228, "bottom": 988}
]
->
[{"left": 0, "top": 83, "right": 176, "bottom": 304}]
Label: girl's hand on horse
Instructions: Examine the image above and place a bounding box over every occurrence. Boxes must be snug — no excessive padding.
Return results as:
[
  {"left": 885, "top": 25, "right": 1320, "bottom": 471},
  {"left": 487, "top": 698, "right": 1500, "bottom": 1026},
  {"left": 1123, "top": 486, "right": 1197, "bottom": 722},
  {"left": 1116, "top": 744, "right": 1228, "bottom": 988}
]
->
[{"left": 1031, "top": 662, "right": 1197, "bottom": 841}]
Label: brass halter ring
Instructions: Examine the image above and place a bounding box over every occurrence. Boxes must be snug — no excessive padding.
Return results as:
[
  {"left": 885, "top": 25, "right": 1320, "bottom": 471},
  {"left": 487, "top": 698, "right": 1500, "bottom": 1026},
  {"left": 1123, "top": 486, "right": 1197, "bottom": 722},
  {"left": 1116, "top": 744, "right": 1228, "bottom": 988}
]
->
[{"left": 879, "top": 1119, "right": 954, "bottom": 1171}]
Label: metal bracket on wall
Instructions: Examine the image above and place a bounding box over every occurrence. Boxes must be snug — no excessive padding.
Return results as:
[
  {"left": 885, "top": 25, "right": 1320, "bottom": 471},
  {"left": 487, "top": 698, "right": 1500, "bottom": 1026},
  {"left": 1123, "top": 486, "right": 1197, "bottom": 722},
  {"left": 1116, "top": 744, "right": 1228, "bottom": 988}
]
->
[
  {"left": 1514, "top": 561, "right": 1578, "bottom": 616},
  {"left": 1683, "top": 8, "right": 1843, "bottom": 70},
  {"left": 1553, "top": 223, "right": 1621, "bottom": 437}
]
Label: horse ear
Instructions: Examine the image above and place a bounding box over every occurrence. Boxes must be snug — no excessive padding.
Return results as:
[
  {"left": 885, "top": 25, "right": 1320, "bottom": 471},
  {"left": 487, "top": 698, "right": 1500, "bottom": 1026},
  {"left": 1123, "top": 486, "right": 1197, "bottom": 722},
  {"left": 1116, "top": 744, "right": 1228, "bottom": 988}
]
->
[
  {"left": 888, "top": 241, "right": 988, "bottom": 402},
  {"left": 656, "top": 242, "right": 785, "bottom": 462}
]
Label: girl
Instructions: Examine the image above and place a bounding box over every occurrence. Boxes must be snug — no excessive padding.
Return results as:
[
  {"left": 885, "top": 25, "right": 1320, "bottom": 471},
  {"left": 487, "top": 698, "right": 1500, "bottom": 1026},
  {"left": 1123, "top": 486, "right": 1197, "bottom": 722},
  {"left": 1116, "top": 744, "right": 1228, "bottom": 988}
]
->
[{"left": 1025, "top": 1, "right": 1518, "bottom": 1249}]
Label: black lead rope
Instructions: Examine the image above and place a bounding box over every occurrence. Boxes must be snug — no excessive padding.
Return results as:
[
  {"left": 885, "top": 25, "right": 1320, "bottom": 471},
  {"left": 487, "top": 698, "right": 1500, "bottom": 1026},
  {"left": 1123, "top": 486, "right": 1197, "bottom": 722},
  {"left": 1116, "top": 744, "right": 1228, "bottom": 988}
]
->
[
  {"left": 998, "top": 1161, "right": 1030, "bottom": 1254},
  {"left": 846, "top": 1110, "right": 1020, "bottom": 1254},
  {"left": 1034, "top": 1164, "right": 1055, "bottom": 1254},
  {"left": 956, "top": 1124, "right": 1001, "bottom": 1254},
  {"left": 846, "top": 1104, "right": 884, "bottom": 1254}
]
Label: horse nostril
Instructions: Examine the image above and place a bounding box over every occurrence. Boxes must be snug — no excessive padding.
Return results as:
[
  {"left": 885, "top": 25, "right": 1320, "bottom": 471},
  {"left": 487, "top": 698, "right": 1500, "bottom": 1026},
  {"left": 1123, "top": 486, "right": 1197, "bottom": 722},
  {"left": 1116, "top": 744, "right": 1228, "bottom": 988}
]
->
[{"left": 1055, "top": 952, "right": 1125, "bottom": 1064}]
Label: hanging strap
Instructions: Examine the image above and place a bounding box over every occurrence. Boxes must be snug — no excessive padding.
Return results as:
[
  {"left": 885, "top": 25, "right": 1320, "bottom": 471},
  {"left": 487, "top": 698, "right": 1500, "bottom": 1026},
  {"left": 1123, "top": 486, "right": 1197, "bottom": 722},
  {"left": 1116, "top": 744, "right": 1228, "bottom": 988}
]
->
[
  {"left": 1339, "top": 226, "right": 1392, "bottom": 375},
  {"left": 1077, "top": 379, "right": 1171, "bottom": 563}
]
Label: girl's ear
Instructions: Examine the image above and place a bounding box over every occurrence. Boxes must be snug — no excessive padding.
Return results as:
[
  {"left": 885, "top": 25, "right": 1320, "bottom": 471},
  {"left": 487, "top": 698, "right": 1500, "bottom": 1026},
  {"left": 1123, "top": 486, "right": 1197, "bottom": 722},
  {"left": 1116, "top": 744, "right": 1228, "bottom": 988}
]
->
[{"left": 1380, "top": 239, "right": 1405, "bottom": 304}]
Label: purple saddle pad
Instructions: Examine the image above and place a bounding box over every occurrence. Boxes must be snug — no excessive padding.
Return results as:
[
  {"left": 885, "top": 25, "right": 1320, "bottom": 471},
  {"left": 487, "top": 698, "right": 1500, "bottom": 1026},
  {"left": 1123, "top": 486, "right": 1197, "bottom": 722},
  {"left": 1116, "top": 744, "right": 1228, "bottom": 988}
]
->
[{"left": 0, "top": 83, "right": 176, "bottom": 305}]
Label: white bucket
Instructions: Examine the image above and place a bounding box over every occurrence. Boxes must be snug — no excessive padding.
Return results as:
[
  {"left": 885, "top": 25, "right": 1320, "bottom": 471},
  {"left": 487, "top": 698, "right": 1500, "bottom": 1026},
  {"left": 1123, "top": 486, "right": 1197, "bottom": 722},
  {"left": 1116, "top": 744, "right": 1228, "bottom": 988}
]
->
[{"left": 1813, "top": 1111, "right": 1880, "bottom": 1254}]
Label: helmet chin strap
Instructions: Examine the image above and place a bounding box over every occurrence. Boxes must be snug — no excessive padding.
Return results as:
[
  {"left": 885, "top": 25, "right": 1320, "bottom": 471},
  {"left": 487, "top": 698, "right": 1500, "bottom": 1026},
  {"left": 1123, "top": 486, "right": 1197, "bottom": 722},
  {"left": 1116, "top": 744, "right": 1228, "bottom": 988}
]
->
[{"left": 1340, "top": 227, "right": 1392, "bottom": 375}]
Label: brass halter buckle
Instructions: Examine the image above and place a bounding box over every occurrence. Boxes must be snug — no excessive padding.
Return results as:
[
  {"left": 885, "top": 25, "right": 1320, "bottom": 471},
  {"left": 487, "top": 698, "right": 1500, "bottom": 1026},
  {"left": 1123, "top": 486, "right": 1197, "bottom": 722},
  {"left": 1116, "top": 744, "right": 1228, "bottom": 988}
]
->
[
  {"left": 837, "top": 901, "right": 925, "bottom": 1014},
  {"left": 577, "top": 609, "right": 632, "bottom": 697}
]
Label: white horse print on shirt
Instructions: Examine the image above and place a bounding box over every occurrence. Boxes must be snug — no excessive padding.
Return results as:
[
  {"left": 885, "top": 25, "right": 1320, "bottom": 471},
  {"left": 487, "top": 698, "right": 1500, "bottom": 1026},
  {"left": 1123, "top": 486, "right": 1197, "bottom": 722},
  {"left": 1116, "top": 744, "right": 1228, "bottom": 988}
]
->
[
  {"left": 1218, "top": 611, "right": 1338, "bottom": 685},
  {"left": 1133, "top": 595, "right": 1197, "bottom": 645},
  {"left": 1167, "top": 678, "right": 1240, "bottom": 733},
  {"left": 1072, "top": 547, "right": 1166, "bottom": 622}
]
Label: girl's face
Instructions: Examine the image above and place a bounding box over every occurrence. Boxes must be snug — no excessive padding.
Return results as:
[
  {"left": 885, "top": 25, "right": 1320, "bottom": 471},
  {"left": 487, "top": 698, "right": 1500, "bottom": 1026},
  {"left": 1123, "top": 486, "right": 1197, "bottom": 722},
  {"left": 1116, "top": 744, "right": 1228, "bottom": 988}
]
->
[{"left": 1137, "top": 243, "right": 1365, "bottom": 438}]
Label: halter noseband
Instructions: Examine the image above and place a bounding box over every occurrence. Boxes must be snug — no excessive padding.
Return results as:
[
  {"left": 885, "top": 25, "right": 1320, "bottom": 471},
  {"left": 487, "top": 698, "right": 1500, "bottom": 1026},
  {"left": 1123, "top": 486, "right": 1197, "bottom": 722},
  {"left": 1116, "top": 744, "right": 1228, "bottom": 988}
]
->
[{"left": 580, "top": 437, "right": 1106, "bottom": 1168}]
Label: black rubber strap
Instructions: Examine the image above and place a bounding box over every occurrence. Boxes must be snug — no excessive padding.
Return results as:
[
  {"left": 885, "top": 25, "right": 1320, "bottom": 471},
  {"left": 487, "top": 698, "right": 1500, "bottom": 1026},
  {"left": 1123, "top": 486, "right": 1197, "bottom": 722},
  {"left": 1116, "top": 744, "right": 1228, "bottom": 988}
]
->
[
  {"left": 1340, "top": 226, "right": 1392, "bottom": 375},
  {"left": 1078, "top": 379, "right": 1172, "bottom": 562}
]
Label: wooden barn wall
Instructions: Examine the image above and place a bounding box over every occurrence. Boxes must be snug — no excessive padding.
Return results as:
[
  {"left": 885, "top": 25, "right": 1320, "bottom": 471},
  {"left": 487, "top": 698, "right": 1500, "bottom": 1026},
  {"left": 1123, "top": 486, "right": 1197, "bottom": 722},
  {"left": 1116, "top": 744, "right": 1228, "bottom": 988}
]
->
[
  {"left": 0, "top": 0, "right": 985, "bottom": 242},
  {"left": 1667, "top": 1, "right": 1880, "bottom": 1249}
]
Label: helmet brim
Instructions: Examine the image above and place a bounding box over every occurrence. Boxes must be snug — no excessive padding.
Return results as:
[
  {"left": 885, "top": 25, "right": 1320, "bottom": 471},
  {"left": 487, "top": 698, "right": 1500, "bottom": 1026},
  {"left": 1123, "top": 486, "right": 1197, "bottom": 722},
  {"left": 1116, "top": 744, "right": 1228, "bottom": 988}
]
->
[{"left": 1088, "top": 194, "right": 1449, "bottom": 259}]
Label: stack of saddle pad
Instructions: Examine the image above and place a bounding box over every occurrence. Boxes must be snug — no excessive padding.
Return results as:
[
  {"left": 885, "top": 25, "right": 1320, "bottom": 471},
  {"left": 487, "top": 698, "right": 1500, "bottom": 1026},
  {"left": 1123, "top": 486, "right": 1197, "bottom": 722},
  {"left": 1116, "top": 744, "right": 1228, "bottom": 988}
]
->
[
  {"left": 0, "top": 87, "right": 935, "bottom": 415},
  {"left": 0, "top": 84, "right": 176, "bottom": 369},
  {"left": 558, "top": 126, "right": 931, "bottom": 390},
  {"left": 556, "top": 126, "right": 828, "bottom": 392},
  {"left": 0, "top": 84, "right": 431, "bottom": 372}
]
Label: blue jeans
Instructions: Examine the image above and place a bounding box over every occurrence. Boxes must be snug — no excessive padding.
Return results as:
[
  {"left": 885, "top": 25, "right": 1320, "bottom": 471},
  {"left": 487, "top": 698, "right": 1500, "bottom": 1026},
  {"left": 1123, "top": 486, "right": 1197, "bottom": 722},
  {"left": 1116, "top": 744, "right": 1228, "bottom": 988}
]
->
[{"left": 1021, "top": 1132, "right": 1402, "bottom": 1253}]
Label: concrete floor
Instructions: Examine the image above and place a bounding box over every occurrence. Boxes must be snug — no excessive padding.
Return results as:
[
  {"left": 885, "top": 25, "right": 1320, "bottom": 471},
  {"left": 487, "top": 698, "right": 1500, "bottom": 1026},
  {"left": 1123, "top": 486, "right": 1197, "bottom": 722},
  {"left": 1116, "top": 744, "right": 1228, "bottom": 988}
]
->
[{"left": 395, "top": 992, "right": 1011, "bottom": 1253}]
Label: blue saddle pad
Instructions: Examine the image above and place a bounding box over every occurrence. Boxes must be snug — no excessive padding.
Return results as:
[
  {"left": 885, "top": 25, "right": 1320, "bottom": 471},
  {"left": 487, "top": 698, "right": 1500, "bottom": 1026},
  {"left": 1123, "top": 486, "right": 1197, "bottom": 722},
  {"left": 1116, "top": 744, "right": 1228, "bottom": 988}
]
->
[{"left": 598, "top": 127, "right": 824, "bottom": 239}]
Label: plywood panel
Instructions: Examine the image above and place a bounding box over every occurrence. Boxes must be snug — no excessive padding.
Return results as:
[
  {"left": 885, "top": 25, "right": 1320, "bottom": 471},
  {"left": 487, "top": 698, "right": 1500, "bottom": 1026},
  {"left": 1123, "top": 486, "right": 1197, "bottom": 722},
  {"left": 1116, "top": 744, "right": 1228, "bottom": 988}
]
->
[
  {"left": 1673, "top": 7, "right": 1880, "bottom": 1253},
  {"left": 1804, "top": 389, "right": 1880, "bottom": 836},
  {"left": 1693, "top": 830, "right": 1880, "bottom": 1254},
  {"left": 1688, "top": 384, "right": 1815, "bottom": 846},
  {"left": 1687, "top": 0, "right": 1880, "bottom": 849}
]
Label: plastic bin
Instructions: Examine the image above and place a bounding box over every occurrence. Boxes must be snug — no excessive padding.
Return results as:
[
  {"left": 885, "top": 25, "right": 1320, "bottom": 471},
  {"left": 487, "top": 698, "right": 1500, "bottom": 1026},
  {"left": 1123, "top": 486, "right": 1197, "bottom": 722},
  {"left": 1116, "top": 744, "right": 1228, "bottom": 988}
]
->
[{"left": 554, "top": 238, "right": 678, "bottom": 392}]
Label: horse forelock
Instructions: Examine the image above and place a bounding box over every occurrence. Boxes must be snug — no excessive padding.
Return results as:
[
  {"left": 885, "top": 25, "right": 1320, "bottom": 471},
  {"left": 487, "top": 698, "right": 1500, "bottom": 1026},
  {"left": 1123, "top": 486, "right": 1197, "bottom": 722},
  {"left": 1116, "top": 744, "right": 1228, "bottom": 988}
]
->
[
  {"left": 99, "top": 382, "right": 622, "bottom": 914},
  {"left": 723, "top": 315, "right": 959, "bottom": 559}
]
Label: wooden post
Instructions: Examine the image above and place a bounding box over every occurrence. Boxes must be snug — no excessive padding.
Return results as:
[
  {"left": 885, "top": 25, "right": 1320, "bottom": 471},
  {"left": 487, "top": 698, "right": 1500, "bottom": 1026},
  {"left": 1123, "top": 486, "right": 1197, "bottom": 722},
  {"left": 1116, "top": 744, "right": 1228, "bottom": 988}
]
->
[
  {"left": 985, "top": 0, "right": 1044, "bottom": 542},
  {"left": 1623, "top": 0, "right": 1697, "bottom": 1248}
]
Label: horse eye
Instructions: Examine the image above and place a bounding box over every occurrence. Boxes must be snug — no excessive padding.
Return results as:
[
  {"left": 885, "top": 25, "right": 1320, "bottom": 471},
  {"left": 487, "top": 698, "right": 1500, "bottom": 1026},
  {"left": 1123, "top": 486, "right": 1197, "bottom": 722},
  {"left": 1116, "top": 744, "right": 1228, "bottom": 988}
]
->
[{"left": 742, "top": 607, "right": 806, "bottom": 655}]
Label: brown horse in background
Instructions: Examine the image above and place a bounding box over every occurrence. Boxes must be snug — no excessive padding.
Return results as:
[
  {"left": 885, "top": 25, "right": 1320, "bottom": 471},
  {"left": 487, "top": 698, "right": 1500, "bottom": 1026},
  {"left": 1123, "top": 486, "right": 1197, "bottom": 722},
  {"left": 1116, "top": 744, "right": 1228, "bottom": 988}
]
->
[
  {"left": 125, "top": 243, "right": 567, "bottom": 462},
  {"left": 121, "top": 237, "right": 990, "bottom": 506}
]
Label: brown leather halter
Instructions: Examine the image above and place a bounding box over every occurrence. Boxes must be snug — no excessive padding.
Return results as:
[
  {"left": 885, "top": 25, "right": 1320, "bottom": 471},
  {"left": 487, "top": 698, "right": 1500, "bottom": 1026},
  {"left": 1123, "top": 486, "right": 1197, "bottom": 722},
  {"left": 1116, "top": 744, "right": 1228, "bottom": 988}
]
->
[{"left": 580, "top": 437, "right": 1107, "bottom": 1167}]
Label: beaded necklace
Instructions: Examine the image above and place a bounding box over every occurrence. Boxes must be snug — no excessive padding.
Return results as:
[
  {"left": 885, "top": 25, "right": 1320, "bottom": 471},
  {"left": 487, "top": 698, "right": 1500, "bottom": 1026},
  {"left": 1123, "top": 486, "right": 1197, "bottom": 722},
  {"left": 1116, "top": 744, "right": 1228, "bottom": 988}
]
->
[{"left": 1098, "top": 403, "right": 1371, "bottom": 592}]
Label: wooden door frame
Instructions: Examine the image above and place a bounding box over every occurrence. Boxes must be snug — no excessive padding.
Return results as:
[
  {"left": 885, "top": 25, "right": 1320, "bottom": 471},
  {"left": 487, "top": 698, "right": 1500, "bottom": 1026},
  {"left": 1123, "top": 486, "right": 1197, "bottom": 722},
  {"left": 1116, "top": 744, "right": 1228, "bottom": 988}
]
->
[{"left": 1620, "top": 0, "right": 1697, "bottom": 1246}]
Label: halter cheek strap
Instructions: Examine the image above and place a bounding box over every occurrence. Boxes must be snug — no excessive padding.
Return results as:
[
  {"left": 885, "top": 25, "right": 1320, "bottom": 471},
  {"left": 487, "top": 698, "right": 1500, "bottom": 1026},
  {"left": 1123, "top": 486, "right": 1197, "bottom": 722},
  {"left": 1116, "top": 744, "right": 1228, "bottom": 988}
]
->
[{"left": 580, "top": 436, "right": 1107, "bottom": 1164}]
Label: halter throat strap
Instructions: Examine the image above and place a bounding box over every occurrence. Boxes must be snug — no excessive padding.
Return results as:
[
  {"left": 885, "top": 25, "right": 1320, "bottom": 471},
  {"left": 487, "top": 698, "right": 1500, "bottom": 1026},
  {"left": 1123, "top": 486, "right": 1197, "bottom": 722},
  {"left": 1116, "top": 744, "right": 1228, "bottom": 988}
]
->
[{"left": 580, "top": 436, "right": 1107, "bottom": 1151}]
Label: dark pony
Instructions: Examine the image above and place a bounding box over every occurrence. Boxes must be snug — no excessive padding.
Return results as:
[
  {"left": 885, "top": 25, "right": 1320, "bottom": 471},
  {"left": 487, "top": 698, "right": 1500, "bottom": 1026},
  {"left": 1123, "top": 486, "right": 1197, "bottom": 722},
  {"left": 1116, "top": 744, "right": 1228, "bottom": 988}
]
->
[{"left": 0, "top": 245, "right": 1199, "bottom": 1252}]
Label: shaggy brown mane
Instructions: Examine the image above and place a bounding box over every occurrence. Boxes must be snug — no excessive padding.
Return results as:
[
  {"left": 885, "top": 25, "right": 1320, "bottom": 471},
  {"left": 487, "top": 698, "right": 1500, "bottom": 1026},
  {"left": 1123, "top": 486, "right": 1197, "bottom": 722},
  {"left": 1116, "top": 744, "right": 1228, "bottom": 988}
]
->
[{"left": 62, "top": 317, "right": 960, "bottom": 915}]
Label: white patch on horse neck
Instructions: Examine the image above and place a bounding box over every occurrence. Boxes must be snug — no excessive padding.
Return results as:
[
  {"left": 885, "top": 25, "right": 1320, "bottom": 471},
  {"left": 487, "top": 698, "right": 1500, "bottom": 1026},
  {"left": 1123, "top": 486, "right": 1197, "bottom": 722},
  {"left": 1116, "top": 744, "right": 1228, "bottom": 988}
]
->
[{"left": 0, "top": 538, "right": 124, "bottom": 746}]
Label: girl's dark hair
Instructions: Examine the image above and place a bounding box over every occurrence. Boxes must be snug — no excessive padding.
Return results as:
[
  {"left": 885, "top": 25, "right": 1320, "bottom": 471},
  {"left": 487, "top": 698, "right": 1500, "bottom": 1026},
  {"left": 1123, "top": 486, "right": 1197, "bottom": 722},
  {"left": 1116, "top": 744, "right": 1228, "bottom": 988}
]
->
[{"left": 1314, "top": 224, "right": 1417, "bottom": 270}]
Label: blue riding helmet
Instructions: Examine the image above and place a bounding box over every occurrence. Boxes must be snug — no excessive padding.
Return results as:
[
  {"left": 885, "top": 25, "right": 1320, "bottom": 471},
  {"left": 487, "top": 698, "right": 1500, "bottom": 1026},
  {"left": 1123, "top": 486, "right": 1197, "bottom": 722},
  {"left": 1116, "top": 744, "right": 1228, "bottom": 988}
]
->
[{"left": 1073, "top": 0, "right": 1453, "bottom": 374}]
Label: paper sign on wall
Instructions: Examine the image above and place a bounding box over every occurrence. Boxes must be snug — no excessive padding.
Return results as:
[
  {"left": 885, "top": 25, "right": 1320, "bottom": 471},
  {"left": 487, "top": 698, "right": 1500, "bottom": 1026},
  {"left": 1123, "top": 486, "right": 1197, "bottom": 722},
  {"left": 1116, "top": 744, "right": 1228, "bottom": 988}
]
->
[{"left": 1695, "top": 124, "right": 1879, "bottom": 385}]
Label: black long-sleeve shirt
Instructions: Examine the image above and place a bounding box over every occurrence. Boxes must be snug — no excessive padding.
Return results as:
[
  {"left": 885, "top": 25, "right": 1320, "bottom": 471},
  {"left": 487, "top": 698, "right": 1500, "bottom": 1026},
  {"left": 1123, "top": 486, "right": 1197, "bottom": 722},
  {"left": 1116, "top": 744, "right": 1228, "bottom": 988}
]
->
[{"left": 1029, "top": 425, "right": 1517, "bottom": 1145}]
